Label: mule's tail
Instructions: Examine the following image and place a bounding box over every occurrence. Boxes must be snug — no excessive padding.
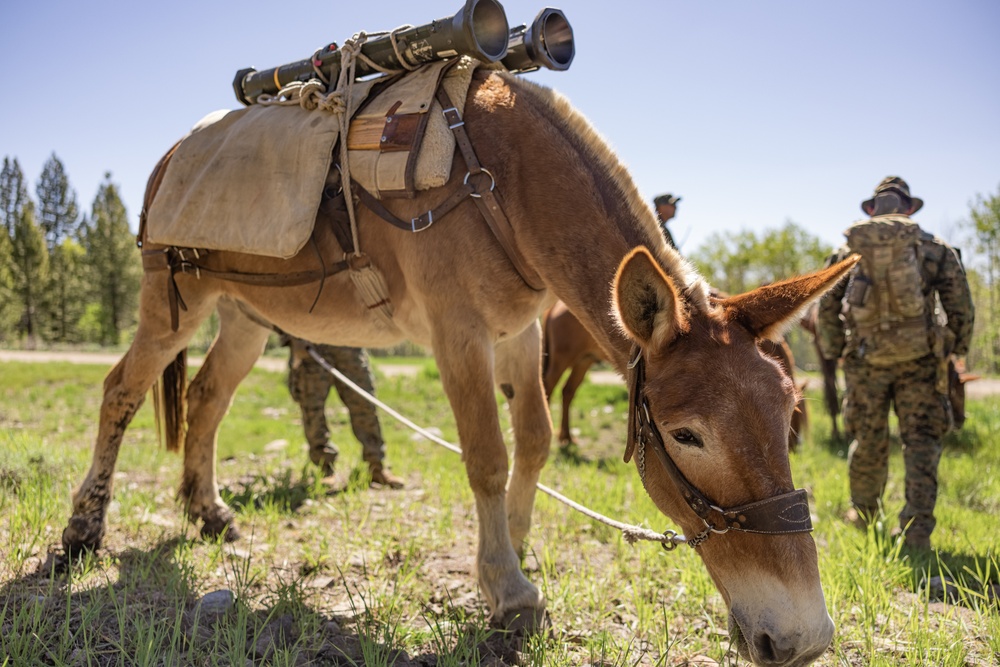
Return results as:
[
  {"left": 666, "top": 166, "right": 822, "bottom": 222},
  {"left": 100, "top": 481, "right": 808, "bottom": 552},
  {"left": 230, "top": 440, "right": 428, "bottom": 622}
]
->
[{"left": 153, "top": 349, "right": 188, "bottom": 452}]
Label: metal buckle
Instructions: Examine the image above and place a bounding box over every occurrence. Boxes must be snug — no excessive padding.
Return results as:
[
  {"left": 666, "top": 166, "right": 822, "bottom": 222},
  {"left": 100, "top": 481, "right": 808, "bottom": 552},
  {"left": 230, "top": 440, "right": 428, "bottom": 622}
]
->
[
  {"left": 464, "top": 169, "right": 495, "bottom": 199},
  {"left": 411, "top": 212, "right": 433, "bottom": 233},
  {"left": 442, "top": 106, "right": 464, "bottom": 129}
]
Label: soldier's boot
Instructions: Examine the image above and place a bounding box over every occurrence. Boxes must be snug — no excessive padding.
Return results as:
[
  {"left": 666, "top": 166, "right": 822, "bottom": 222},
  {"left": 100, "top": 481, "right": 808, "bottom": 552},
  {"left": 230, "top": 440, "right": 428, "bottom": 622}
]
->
[
  {"left": 892, "top": 519, "right": 932, "bottom": 551},
  {"left": 309, "top": 442, "right": 340, "bottom": 478},
  {"left": 368, "top": 461, "right": 405, "bottom": 489},
  {"left": 903, "top": 532, "right": 932, "bottom": 550}
]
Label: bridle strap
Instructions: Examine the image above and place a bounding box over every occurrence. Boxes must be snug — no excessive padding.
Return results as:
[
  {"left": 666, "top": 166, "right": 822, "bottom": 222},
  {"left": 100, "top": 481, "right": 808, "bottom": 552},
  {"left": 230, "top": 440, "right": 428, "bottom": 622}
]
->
[{"left": 627, "top": 345, "right": 813, "bottom": 546}]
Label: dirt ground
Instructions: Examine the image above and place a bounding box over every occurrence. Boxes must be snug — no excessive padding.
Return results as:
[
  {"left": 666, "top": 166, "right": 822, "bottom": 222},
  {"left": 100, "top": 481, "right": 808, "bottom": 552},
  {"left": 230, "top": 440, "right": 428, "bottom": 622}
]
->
[{"left": 2, "top": 350, "right": 998, "bottom": 398}]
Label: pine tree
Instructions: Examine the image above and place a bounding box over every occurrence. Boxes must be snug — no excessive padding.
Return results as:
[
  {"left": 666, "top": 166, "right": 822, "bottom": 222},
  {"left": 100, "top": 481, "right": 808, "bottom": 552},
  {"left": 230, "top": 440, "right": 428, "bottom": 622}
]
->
[
  {"left": 9, "top": 200, "right": 49, "bottom": 346},
  {"left": 36, "top": 153, "right": 79, "bottom": 248},
  {"left": 36, "top": 154, "right": 83, "bottom": 341},
  {"left": 1, "top": 156, "right": 28, "bottom": 236},
  {"left": 0, "top": 221, "right": 14, "bottom": 341},
  {"left": 1, "top": 157, "right": 32, "bottom": 341},
  {"left": 82, "top": 173, "right": 141, "bottom": 346}
]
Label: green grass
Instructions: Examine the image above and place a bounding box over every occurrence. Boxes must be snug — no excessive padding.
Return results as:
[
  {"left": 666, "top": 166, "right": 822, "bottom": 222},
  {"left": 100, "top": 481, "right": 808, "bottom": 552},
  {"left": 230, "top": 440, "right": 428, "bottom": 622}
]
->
[{"left": 0, "top": 359, "right": 997, "bottom": 665}]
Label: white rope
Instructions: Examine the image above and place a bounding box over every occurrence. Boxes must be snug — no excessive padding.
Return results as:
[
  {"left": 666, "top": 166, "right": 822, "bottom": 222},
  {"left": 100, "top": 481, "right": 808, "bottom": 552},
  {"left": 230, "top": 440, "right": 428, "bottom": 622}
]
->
[{"left": 305, "top": 345, "right": 687, "bottom": 549}]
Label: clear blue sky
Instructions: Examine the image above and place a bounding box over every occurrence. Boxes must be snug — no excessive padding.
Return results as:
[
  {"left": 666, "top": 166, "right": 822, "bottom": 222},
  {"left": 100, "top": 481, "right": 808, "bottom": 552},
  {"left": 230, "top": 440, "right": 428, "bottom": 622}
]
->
[{"left": 2, "top": 0, "right": 998, "bottom": 256}]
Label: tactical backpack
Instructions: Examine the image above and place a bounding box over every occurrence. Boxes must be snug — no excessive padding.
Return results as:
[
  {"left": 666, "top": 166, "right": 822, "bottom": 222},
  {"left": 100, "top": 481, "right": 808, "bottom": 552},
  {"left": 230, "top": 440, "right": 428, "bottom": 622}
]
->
[{"left": 842, "top": 215, "right": 933, "bottom": 366}]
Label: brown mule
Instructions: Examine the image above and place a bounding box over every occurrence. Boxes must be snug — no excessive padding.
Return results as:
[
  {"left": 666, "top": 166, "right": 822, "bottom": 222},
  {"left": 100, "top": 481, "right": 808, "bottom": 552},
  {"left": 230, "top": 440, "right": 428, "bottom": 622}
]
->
[{"left": 62, "top": 68, "right": 856, "bottom": 665}]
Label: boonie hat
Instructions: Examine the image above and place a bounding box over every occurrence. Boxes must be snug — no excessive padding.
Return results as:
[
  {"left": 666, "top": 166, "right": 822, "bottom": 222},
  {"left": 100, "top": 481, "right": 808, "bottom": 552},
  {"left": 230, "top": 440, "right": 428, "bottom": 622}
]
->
[{"left": 861, "top": 176, "right": 923, "bottom": 214}]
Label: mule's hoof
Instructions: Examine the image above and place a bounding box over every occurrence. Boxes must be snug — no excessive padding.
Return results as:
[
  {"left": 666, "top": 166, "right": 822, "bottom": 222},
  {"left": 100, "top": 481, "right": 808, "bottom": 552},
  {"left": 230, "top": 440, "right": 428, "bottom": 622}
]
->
[
  {"left": 494, "top": 607, "right": 550, "bottom": 635},
  {"left": 201, "top": 518, "right": 241, "bottom": 543},
  {"left": 61, "top": 516, "right": 105, "bottom": 558}
]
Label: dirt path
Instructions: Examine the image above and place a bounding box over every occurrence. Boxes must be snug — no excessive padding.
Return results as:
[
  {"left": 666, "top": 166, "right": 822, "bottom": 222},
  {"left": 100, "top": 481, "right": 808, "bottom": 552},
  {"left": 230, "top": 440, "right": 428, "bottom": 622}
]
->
[
  {"left": 3, "top": 350, "right": 998, "bottom": 398},
  {"left": 0, "top": 349, "right": 421, "bottom": 377}
]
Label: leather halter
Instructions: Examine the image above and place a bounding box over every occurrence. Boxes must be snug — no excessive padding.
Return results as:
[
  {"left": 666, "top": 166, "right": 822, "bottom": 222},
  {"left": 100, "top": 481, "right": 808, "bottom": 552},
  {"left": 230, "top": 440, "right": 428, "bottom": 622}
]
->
[{"left": 625, "top": 345, "right": 813, "bottom": 548}]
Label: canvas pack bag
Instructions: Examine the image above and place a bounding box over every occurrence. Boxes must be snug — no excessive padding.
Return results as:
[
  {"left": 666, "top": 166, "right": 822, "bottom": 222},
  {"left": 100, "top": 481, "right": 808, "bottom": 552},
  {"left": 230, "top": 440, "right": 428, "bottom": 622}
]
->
[{"left": 843, "top": 215, "right": 933, "bottom": 366}]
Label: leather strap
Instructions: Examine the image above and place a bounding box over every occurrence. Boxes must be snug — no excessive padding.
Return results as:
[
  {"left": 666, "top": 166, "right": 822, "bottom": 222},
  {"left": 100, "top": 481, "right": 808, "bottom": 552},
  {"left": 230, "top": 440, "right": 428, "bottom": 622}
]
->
[
  {"left": 353, "top": 179, "right": 475, "bottom": 233},
  {"left": 142, "top": 246, "right": 348, "bottom": 332},
  {"left": 627, "top": 345, "right": 813, "bottom": 546},
  {"left": 436, "top": 88, "right": 545, "bottom": 291}
]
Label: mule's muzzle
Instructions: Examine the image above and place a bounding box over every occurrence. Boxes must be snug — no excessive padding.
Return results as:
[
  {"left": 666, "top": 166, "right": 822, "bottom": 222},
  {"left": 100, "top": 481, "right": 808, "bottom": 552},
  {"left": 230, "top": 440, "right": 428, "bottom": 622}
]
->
[{"left": 729, "top": 610, "right": 833, "bottom": 667}]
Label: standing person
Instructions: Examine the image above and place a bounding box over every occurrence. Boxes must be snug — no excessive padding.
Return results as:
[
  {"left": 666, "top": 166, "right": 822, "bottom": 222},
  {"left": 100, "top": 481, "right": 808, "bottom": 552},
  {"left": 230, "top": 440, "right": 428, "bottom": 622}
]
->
[
  {"left": 653, "top": 193, "right": 682, "bottom": 248},
  {"left": 285, "top": 336, "right": 404, "bottom": 489},
  {"left": 817, "top": 176, "right": 974, "bottom": 549}
]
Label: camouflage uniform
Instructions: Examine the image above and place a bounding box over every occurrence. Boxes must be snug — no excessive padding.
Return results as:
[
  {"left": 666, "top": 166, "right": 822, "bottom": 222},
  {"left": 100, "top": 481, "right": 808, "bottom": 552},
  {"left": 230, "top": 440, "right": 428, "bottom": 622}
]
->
[
  {"left": 817, "top": 177, "right": 974, "bottom": 547},
  {"left": 286, "top": 337, "right": 402, "bottom": 487}
]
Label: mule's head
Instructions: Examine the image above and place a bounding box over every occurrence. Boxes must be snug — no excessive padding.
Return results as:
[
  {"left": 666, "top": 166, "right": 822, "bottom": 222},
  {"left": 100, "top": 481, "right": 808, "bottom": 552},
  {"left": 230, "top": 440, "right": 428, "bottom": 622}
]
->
[{"left": 612, "top": 248, "right": 858, "bottom": 667}]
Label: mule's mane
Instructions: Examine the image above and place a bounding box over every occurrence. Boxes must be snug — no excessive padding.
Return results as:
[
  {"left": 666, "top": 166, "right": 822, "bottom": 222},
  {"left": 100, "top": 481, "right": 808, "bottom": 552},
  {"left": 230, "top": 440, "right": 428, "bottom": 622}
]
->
[{"left": 502, "top": 73, "right": 710, "bottom": 313}]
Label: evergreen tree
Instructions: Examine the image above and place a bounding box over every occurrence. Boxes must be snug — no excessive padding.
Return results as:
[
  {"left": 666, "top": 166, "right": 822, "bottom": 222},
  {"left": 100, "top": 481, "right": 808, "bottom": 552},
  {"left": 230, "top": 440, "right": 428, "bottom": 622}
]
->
[
  {"left": 9, "top": 200, "right": 49, "bottom": 346},
  {"left": 36, "top": 153, "right": 79, "bottom": 248},
  {"left": 0, "top": 219, "right": 15, "bottom": 341},
  {"left": 36, "top": 154, "right": 83, "bottom": 341},
  {"left": 1, "top": 156, "right": 29, "bottom": 236},
  {"left": 82, "top": 173, "right": 141, "bottom": 346},
  {"left": 1, "top": 157, "right": 32, "bottom": 341},
  {"left": 44, "top": 238, "right": 89, "bottom": 343}
]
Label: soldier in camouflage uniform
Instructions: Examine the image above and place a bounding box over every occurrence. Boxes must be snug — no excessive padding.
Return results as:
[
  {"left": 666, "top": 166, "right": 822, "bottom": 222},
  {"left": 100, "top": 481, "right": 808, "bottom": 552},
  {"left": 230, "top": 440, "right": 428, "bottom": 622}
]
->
[
  {"left": 286, "top": 336, "right": 404, "bottom": 488},
  {"left": 817, "top": 177, "right": 974, "bottom": 549},
  {"left": 653, "top": 193, "right": 682, "bottom": 249}
]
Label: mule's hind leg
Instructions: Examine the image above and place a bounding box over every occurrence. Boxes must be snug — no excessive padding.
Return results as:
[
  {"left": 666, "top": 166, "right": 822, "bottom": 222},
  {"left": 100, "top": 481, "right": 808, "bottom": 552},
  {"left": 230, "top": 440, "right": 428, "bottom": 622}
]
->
[
  {"left": 495, "top": 321, "right": 552, "bottom": 558},
  {"left": 62, "top": 284, "right": 215, "bottom": 555},
  {"left": 179, "top": 297, "right": 270, "bottom": 540},
  {"left": 432, "top": 321, "right": 545, "bottom": 629}
]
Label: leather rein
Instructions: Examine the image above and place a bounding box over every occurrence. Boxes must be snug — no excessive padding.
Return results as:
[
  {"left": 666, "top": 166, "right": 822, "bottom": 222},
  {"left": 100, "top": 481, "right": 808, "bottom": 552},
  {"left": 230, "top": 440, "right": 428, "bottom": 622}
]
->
[{"left": 625, "top": 345, "right": 813, "bottom": 549}]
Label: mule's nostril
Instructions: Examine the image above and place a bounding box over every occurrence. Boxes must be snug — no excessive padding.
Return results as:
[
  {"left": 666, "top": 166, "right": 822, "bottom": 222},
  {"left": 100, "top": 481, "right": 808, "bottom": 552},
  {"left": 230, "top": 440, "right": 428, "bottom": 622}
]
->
[
  {"left": 754, "top": 631, "right": 796, "bottom": 665},
  {"left": 756, "top": 632, "right": 778, "bottom": 663}
]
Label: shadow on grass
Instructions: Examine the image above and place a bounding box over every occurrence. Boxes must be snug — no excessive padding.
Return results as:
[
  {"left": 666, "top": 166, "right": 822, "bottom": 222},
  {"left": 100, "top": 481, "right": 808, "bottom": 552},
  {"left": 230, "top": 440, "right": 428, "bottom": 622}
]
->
[
  {"left": 0, "top": 536, "right": 534, "bottom": 665},
  {"left": 221, "top": 465, "right": 375, "bottom": 515},
  {"left": 850, "top": 518, "right": 999, "bottom": 611}
]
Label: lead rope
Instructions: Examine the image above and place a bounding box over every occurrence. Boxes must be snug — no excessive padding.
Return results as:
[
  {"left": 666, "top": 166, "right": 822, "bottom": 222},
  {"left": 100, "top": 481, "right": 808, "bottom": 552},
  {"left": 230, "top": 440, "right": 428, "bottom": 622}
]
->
[{"left": 306, "top": 345, "right": 687, "bottom": 551}]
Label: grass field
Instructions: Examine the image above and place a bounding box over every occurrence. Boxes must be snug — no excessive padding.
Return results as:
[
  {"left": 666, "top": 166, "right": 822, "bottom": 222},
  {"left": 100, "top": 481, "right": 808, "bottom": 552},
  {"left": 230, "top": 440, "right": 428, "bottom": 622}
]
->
[{"left": 1, "top": 358, "right": 998, "bottom": 666}]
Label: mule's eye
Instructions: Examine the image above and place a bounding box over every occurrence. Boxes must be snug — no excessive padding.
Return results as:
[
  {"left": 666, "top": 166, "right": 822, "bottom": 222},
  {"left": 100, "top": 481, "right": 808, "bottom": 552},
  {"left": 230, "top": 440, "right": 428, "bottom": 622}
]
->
[{"left": 670, "top": 428, "right": 703, "bottom": 447}]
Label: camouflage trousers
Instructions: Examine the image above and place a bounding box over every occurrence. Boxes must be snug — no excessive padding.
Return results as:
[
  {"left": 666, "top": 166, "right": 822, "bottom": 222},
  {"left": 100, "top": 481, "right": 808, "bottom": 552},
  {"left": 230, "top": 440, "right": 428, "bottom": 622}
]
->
[
  {"left": 843, "top": 353, "right": 949, "bottom": 540},
  {"left": 286, "top": 339, "right": 386, "bottom": 465}
]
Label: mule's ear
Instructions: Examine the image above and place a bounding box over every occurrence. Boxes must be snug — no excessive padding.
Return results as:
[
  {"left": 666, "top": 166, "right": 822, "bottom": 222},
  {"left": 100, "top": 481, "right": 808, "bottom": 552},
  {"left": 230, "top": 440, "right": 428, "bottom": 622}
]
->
[
  {"left": 719, "top": 255, "right": 860, "bottom": 342},
  {"left": 613, "top": 247, "right": 689, "bottom": 349}
]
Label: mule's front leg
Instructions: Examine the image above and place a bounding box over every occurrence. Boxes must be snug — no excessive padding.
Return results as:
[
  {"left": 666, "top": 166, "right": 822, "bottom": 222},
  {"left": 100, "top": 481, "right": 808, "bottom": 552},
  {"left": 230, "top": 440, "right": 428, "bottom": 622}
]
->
[
  {"left": 495, "top": 322, "right": 552, "bottom": 557},
  {"left": 434, "top": 326, "right": 545, "bottom": 629},
  {"left": 180, "top": 300, "right": 270, "bottom": 540}
]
